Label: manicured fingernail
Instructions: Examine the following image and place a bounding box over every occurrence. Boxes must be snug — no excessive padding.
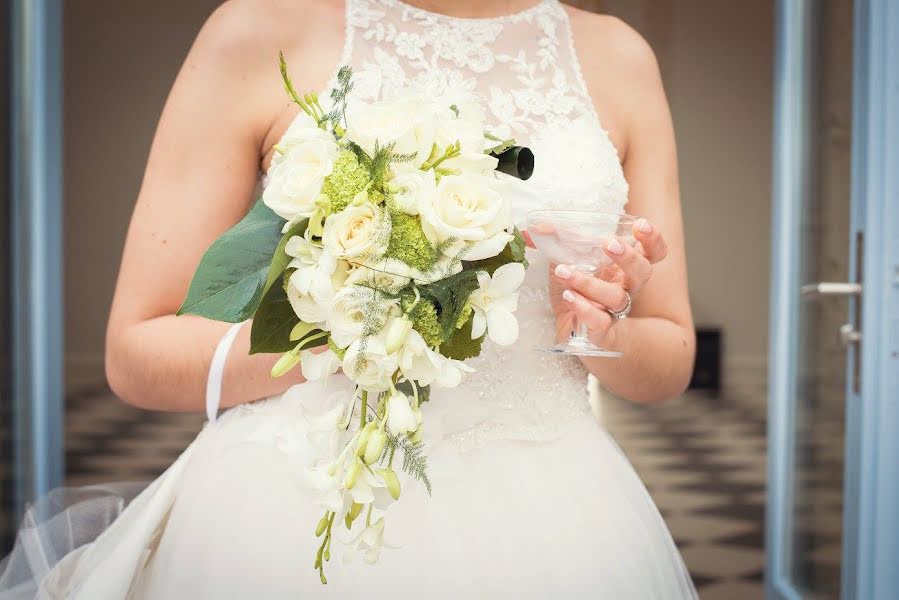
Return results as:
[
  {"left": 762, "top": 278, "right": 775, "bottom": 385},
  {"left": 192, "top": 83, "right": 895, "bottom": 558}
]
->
[
  {"left": 638, "top": 219, "right": 653, "bottom": 233},
  {"left": 562, "top": 290, "right": 576, "bottom": 303},
  {"left": 555, "top": 264, "right": 573, "bottom": 279},
  {"left": 607, "top": 239, "right": 625, "bottom": 255}
]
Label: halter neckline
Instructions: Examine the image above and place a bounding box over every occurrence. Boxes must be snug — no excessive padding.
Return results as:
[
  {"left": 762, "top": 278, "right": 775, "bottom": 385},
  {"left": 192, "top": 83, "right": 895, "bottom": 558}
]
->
[{"left": 384, "top": 0, "right": 550, "bottom": 23}]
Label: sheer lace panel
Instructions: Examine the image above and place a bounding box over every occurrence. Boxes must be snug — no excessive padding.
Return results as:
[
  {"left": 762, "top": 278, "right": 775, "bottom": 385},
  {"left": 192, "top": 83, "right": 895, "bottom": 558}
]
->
[{"left": 317, "top": 0, "right": 631, "bottom": 450}]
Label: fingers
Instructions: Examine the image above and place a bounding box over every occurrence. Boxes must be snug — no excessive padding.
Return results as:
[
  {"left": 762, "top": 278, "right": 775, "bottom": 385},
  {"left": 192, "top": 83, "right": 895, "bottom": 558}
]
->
[
  {"left": 561, "top": 289, "right": 614, "bottom": 337},
  {"left": 602, "top": 236, "right": 652, "bottom": 294},
  {"left": 520, "top": 229, "right": 536, "bottom": 249},
  {"left": 554, "top": 264, "right": 629, "bottom": 312},
  {"left": 632, "top": 219, "right": 668, "bottom": 264}
]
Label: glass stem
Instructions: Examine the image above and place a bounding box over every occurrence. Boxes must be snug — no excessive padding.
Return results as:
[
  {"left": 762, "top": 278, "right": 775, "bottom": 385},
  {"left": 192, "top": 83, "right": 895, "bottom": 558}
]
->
[
  {"left": 569, "top": 264, "right": 596, "bottom": 346},
  {"left": 571, "top": 315, "right": 590, "bottom": 345}
]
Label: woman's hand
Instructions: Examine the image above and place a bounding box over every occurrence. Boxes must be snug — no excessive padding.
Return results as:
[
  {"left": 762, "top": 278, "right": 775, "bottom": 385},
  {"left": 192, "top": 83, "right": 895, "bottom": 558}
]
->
[{"left": 544, "top": 218, "right": 669, "bottom": 346}]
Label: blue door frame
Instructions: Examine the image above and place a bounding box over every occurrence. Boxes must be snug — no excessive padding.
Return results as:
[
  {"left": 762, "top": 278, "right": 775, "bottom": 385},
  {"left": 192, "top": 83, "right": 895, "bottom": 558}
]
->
[
  {"left": 766, "top": 0, "right": 899, "bottom": 598},
  {"left": 10, "top": 0, "right": 65, "bottom": 522}
]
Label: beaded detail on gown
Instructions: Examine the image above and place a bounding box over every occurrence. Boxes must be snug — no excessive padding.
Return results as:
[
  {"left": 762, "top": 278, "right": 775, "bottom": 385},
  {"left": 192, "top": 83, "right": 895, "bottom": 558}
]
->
[{"left": 0, "top": 2, "right": 696, "bottom": 598}]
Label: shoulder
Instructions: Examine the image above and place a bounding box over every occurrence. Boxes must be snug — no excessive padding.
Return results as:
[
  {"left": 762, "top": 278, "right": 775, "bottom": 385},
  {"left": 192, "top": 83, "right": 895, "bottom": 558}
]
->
[
  {"left": 562, "top": 8, "right": 667, "bottom": 158},
  {"left": 563, "top": 9, "right": 660, "bottom": 83},
  {"left": 193, "top": 0, "right": 343, "bottom": 67}
]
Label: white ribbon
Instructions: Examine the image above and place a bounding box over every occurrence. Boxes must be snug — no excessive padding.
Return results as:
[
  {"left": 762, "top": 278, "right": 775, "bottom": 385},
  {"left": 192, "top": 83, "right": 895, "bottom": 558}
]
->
[{"left": 205, "top": 321, "right": 247, "bottom": 424}]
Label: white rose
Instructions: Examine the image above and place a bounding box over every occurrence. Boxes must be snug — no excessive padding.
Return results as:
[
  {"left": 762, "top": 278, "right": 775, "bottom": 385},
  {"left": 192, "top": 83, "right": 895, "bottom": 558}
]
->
[
  {"left": 385, "top": 390, "right": 419, "bottom": 435},
  {"left": 328, "top": 285, "right": 398, "bottom": 349},
  {"left": 322, "top": 202, "right": 391, "bottom": 263},
  {"left": 273, "top": 113, "right": 336, "bottom": 167},
  {"left": 419, "top": 174, "right": 514, "bottom": 261},
  {"left": 342, "top": 335, "right": 399, "bottom": 392},
  {"left": 345, "top": 94, "right": 437, "bottom": 164},
  {"left": 264, "top": 136, "right": 338, "bottom": 222},
  {"left": 284, "top": 237, "right": 347, "bottom": 325},
  {"left": 388, "top": 168, "right": 436, "bottom": 216}
]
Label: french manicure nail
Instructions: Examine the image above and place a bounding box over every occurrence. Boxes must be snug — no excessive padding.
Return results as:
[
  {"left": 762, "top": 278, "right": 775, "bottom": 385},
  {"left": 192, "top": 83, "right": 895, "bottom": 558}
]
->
[
  {"left": 607, "top": 239, "right": 625, "bottom": 255},
  {"left": 562, "top": 290, "right": 576, "bottom": 303},
  {"left": 555, "top": 264, "right": 573, "bottom": 279},
  {"left": 638, "top": 219, "right": 653, "bottom": 233}
]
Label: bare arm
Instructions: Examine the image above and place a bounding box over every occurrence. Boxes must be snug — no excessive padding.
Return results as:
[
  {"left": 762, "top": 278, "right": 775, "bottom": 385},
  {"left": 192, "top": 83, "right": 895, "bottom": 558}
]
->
[
  {"left": 105, "top": 3, "right": 323, "bottom": 411},
  {"left": 556, "top": 16, "right": 695, "bottom": 403}
]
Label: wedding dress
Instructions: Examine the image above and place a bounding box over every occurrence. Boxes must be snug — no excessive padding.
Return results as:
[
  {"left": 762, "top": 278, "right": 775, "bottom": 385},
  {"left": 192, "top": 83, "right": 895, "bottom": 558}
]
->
[{"left": 0, "top": 1, "right": 697, "bottom": 597}]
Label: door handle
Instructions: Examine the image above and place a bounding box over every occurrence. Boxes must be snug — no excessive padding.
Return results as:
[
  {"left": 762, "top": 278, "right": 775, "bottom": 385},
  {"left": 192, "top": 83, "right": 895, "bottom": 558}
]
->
[{"left": 800, "top": 282, "right": 863, "bottom": 297}]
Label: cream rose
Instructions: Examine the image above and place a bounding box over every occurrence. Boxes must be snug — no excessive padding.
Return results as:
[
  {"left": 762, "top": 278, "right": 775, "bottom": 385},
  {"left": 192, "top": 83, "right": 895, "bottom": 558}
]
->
[
  {"left": 419, "top": 174, "right": 514, "bottom": 261},
  {"left": 322, "top": 202, "right": 391, "bottom": 262},
  {"left": 264, "top": 136, "right": 338, "bottom": 222},
  {"left": 388, "top": 168, "right": 436, "bottom": 216}
]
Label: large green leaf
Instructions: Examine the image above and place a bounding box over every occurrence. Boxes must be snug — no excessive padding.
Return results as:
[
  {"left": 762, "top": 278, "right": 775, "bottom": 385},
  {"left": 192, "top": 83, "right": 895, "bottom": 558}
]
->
[
  {"left": 250, "top": 282, "right": 327, "bottom": 355},
  {"left": 250, "top": 282, "right": 300, "bottom": 354},
  {"left": 177, "top": 199, "right": 285, "bottom": 322}
]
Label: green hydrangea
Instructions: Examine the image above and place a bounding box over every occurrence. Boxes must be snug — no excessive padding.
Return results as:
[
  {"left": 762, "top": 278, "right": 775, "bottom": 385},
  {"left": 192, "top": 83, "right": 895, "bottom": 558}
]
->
[
  {"left": 401, "top": 296, "right": 443, "bottom": 348},
  {"left": 321, "top": 150, "right": 371, "bottom": 213},
  {"left": 385, "top": 211, "right": 438, "bottom": 272},
  {"left": 455, "top": 303, "right": 473, "bottom": 329}
]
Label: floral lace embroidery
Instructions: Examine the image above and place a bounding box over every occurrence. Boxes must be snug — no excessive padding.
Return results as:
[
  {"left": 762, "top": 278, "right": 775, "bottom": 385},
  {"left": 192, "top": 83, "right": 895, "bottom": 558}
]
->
[{"left": 318, "top": 0, "right": 631, "bottom": 451}]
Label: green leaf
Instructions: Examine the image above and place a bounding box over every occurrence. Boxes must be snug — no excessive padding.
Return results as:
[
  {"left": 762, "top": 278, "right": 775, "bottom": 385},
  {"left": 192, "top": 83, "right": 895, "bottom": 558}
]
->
[
  {"left": 264, "top": 219, "right": 309, "bottom": 296},
  {"left": 395, "top": 380, "right": 431, "bottom": 405},
  {"left": 440, "top": 315, "right": 484, "bottom": 361},
  {"left": 177, "top": 199, "right": 284, "bottom": 323},
  {"left": 508, "top": 227, "right": 527, "bottom": 263},
  {"left": 250, "top": 282, "right": 300, "bottom": 354}
]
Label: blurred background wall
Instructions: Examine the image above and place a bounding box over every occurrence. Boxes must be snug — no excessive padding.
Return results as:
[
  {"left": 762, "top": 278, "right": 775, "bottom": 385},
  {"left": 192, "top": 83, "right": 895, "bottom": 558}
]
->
[
  {"left": 63, "top": 0, "right": 222, "bottom": 390},
  {"left": 63, "top": 0, "right": 776, "bottom": 398}
]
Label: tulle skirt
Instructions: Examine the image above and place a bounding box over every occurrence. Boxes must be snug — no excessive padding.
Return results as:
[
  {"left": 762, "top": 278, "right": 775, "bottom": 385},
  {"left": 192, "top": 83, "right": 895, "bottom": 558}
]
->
[{"left": 0, "top": 383, "right": 696, "bottom": 599}]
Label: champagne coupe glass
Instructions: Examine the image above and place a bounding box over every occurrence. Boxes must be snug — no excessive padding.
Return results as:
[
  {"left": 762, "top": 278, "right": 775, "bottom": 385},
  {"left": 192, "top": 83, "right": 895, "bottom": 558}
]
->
[{"left": 526, "top": 209, "right": 639, "bottom": 357}]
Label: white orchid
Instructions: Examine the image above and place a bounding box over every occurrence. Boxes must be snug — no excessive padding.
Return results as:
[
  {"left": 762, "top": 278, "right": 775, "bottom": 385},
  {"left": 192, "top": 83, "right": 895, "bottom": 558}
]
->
[
  {"left": 344, "top": 517, "right": 391, "bottom": 565},
  {"left": 469, "top": 262, "right": 525, "bottom": 346},
  {"left": 304, "top": 461, "right": 347, "bottom": 514},
  {"left": 284, "top": 236, "right": 346, "bottom": 324}
]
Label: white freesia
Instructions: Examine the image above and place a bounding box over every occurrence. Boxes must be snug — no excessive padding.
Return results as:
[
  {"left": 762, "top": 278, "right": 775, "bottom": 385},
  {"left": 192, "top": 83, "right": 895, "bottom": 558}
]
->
[
  {"left": 419, "top": 174, "right": 514, "bottom": 261},
  {"left": 328, "top": 285, "right": 398, "bottom": 349},
  {"left": 388, "top": 168, "right": 436, "bottom": 216},
  {"left": 469, "top": 262, "right": 525, "bottom": 346},
  {"left": 300, "top": 349, "right": 342, "bottom": 383},
  {"left": 322, "top": 202, "right": 391, "bottom": 263},
  {"left": 345, "top": 94, "right": 437, "bottom": 164},
  {"left": 433, "top": 109, "right": 498, "bottom": 175},
  {"left": 342, "top": 335, "right": 399, "bottom": 392},
  {"left": 284, "top": 237, "right": 346, "bottom": 324},
  {"left": 263, "top": 124, "right": 338, "bottom": 222},
  {"left": 273, "top": 113, "right": 336, "bottom": 165},
  {"left": 385, "top": 390, "right": 418, "bottom": 435}
]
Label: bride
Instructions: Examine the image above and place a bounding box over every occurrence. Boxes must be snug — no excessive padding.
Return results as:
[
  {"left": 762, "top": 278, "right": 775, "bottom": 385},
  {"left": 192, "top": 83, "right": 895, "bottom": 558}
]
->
[{"left": 1, "top": 0, "right": 697, "bottom": 597}]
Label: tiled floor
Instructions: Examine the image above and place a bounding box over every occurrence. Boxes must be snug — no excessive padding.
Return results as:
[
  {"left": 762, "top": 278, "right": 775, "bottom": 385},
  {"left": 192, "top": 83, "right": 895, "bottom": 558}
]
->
[
  {"left": 602, "top": 391, "right": 768, "bottom": 599},
  {"left": 4, "top": 386, "right": 784, "bottom": 597}
]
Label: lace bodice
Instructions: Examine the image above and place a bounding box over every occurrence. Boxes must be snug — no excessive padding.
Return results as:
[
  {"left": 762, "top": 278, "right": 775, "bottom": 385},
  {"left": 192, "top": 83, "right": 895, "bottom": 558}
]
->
[{"left": 259, "top": 0, "right": 629, "bottom": 450}]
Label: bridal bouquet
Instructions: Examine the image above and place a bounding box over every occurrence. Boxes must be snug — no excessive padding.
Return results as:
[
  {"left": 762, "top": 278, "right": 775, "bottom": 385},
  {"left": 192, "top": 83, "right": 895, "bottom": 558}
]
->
[{"left": 178, "top": 55, "right": 533, "bottom": 583}]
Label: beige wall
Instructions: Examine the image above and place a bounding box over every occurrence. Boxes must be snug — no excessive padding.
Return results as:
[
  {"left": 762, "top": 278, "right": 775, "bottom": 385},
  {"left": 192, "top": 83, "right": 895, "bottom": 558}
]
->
[
  {"left": 65, "top": 0, "right": 776, "bottom": 393},
  {"left": 64, "top": 0, "right": 223, "bottom": 386}
]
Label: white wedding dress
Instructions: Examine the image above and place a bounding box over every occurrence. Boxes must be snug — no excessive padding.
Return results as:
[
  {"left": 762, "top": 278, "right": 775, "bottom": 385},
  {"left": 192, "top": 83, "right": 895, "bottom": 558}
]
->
[{"left": 0, "top": 1, "right": 696, "bottom": 598}]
